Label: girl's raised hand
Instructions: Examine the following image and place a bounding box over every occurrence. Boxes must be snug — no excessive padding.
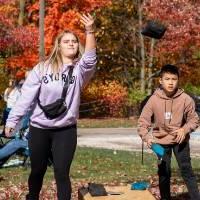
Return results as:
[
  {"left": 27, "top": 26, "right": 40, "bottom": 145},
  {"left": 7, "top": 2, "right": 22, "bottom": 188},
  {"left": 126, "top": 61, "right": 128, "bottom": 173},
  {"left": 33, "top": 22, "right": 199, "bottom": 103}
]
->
[{"left": 80, "top": 13, "right": 95, "bottom": 31}]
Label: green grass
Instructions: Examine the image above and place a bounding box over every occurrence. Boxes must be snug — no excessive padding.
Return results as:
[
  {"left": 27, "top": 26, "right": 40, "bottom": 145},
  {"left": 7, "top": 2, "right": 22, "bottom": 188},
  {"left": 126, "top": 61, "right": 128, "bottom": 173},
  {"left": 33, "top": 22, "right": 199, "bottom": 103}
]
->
[
  {"left": 0, "top": 147, "right": 200, "bottom": 186},
  {"left": 71, "top": 148, "right": 157, "bottom": 184},
  {"left": 0, "top": 118, "right": 137, "bottom": 130},
  {"left": 77, "top": 117, "right": 138, "bottom": 128},
  {"left": 71, "top": 147, "right": 200, "bottom": 184}
]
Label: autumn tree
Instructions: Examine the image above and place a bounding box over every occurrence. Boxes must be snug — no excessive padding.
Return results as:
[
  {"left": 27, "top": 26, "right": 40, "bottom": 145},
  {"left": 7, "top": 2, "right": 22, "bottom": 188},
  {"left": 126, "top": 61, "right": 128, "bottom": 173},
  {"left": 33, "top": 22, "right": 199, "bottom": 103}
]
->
[
  {"left": 26, "top": 0, "right": 111, "bottom": 57},
  {"left": 0, "top": 0, "right": 39, "bottom": 72},
  {"left": 143, "top": 0, "right": 200, "bottom": 85},
  {"left": 92, "top": 0, "right": 157, "bottom": 92},
  {"left": 1, "top": 0, "right": 109, "bottom": 71},
  {"left": 0, "top": 0, "right": 38, "bottom": 100},
  {"left": 93, "top": 0, "right": 140, "bottom": 87}
]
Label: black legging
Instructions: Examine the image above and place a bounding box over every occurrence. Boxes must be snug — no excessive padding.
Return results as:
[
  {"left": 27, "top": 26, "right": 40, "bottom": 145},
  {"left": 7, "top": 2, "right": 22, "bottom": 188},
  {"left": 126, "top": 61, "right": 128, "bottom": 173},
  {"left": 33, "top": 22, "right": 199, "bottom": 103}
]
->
[{"left": 27, "top": 124, "right": 77, "bottom": 200}]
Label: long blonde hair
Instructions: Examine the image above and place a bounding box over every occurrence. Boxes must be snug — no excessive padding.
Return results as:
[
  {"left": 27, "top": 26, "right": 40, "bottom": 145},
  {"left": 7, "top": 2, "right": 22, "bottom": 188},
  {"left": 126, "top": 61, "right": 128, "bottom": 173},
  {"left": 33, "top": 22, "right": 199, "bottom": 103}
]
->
[{"left": 45, "top": 30, "right": 83, "bottom": 73}]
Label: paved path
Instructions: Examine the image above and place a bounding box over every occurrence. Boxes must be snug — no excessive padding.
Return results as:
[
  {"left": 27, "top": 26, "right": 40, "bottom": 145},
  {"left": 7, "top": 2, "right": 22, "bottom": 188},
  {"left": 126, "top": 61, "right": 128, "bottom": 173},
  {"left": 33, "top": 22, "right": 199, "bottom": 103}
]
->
[{"left": 77, "top": 128, "right": 200, "bottom": 155}]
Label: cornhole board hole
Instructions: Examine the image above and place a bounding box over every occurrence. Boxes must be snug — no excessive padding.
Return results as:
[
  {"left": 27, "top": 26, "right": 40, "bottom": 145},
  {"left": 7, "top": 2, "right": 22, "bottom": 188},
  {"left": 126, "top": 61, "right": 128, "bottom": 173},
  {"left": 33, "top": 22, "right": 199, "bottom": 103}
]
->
[{"left": 78, "top": 185, "right": 155, "bottom": 200}]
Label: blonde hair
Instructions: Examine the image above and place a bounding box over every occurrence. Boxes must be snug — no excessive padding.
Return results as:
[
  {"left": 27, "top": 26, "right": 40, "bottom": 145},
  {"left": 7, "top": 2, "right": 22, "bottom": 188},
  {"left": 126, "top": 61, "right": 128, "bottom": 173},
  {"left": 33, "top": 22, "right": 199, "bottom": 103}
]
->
[{"left": 45, "top": 30, "right": 83, "bottom": 73}]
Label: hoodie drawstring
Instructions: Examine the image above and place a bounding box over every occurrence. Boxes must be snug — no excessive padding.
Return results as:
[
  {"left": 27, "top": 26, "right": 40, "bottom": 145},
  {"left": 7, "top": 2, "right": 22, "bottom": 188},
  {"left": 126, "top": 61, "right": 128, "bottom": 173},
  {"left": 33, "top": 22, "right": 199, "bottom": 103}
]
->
[
  {"left": 164, "top": 100, "right": 166, "bottom": 128},
  {"left": 164, "top": 99, "right": 174, "bottom": 127},
  {"left": 169, "top": 99, "right": 173, "bottom": 124}
]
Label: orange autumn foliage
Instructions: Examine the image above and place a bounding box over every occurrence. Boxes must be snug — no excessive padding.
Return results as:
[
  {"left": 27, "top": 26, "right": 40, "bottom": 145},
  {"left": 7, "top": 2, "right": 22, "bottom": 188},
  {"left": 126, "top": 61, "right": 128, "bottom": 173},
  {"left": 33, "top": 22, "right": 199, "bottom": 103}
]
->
[
  {"left": 6, "top": 0, "right": 111, "bottom": 70},
  {"left": 82, "top": 81, "right": 128, "bottom": 117}
]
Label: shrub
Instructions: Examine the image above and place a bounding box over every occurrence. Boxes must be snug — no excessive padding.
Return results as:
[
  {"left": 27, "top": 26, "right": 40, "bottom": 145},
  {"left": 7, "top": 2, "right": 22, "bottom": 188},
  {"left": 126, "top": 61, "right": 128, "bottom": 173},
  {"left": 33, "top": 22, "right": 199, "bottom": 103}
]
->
[
  {"left": 127, "top": 89, "right": 147, "bottom": 116},
  {"left": 81, "top": 80, "right": 128, "bottom": 117},
  {"left": 183, "top": 83, "right": 200, "bottom": 96}
]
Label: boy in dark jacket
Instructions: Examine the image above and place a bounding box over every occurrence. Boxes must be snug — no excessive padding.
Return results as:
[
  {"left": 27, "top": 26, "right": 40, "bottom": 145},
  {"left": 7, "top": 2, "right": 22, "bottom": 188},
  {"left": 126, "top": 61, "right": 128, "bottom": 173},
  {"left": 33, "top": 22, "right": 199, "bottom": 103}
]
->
[{"left": 138, "top": 64, "right": 200, "bottom": 200}]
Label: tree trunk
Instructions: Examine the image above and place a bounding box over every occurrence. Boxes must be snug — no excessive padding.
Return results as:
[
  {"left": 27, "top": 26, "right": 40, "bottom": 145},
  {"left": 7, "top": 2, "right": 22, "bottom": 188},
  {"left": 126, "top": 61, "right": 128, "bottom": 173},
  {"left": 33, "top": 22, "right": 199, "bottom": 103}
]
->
[
  {"left": 18, "top": 0, "right": 25, "bottom": 26},
  {"left": 39, "top": 0, "right": 45, "bottom": 61},
  {"left": 138, "top": 0, "right": 145, "bottom": 93},
  {"left": 147, "top": 38, "right": 155, "bottom": 94}
]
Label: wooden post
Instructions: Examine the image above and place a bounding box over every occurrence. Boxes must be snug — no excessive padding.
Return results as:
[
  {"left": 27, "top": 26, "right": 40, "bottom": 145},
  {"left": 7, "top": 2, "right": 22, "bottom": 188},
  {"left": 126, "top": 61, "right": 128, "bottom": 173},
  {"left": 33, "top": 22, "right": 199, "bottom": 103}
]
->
[{"left": 39, "top": 0, "right": 45, "bottom": 61}]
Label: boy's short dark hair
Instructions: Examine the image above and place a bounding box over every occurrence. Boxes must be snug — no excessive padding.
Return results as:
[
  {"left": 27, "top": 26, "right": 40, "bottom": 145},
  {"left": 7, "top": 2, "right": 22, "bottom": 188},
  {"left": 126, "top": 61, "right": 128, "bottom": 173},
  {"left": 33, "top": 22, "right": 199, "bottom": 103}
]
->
[{"left": 160, "top": 64, "right": 179, "bottom": 78}]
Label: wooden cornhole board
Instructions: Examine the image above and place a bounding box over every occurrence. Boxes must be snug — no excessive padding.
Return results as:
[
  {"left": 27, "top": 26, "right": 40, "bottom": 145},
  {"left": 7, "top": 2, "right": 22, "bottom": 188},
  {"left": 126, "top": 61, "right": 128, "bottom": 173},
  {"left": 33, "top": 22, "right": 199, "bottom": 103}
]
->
[{"left": 78, "top": 185, "right": 155, "bottom": 200}]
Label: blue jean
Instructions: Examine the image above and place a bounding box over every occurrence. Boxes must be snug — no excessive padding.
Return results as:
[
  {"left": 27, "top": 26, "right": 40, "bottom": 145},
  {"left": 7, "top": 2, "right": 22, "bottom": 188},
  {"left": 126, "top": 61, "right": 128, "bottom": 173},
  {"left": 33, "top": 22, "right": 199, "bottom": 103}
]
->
[{"left": 0, "top": 139, "right": 28, "bottom": 160}]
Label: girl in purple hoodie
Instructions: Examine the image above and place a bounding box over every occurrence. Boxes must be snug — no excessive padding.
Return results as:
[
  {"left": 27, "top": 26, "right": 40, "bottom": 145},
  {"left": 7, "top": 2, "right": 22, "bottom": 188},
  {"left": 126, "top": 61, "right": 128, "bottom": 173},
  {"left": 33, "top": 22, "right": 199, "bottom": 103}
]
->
[{"left": 5, "top": 13, "right": 96, "bottom": 200}]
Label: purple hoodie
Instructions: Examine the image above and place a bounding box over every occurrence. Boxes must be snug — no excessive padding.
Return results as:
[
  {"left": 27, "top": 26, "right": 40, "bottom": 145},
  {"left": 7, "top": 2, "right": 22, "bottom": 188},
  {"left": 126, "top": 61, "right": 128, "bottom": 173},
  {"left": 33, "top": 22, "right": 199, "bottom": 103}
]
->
[{"left": 6, "top": 49, "right": 96, "bottom": 129}]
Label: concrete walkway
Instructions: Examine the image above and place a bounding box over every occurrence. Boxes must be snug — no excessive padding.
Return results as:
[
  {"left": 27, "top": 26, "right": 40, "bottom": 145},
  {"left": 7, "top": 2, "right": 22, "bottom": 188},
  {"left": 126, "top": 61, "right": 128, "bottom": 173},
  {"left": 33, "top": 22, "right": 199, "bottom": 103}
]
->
[{"left": 77, "top": 128, "right": 200, "bottom": 155}]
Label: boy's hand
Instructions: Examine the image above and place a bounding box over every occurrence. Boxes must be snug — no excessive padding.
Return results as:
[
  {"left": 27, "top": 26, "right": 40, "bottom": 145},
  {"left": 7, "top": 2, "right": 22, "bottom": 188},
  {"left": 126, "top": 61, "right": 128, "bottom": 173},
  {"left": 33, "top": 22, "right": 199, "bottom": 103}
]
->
[
  {"left": 80, "top": 13, "right": 95, "bottom": 31},
  {"left": 146, "top": 138, "right": 154, "bottom": 148},
  {"left": 172, "top": 128, "right": 186, "bottom": 144}
]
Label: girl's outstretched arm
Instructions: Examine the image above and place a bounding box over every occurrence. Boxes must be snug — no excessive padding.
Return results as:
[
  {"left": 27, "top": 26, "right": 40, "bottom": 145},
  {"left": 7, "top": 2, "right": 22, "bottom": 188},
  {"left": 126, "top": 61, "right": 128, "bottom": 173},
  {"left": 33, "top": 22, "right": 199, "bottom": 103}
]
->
[{"left": 80, "top": 13, "right": 96, "bottom": 51}]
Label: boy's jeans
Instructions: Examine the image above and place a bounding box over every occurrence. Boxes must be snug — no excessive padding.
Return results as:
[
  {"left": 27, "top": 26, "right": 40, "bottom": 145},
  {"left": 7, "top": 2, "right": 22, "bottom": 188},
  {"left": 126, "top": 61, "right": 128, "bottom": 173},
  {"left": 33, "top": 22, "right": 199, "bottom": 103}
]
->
[{"left": 158, "top": 142, "right": 200, "bottom": 200}]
